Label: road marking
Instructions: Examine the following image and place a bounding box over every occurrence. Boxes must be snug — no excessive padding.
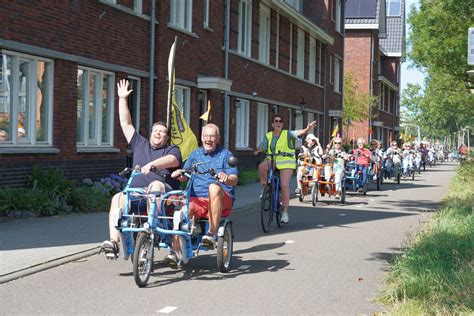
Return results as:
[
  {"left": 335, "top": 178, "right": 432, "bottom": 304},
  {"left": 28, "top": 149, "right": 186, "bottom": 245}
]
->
[
  {"left": 356, "top": 205, "right": 363, "bottom": 208},
  {"left": 158, "top": 306, "right": 177, "bottom": 314},
  {"left": 268, "top": 265, "right": 276, "bottom": 270},
  {"left": 339, "top": 213, "right": 347, "bottom": 216},
  {"left": 317, "top": 224, "right": 325, "bottom": 227},
  {"left": 285, "top": 240, "right": 295, "bottom": 244},
  {"left": 369, "top": 199, "right": 374, "bottom": 201},
  {"left": 238, "top": 265, "right": 251, "bottom": 270}
]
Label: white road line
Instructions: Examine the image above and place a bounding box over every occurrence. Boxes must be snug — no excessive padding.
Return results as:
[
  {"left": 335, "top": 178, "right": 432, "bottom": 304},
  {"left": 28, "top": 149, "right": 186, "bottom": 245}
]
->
[
  {"left": 356, "top": 205, "right": 363, "bottom": 208},
  {"left": 369, "top": 199, "right": 374, "bottom": 201},
  {"left": 268, "top": 266, "right": 276, "bottom": 270},
  {"left": 285, "top": 240, "right": 295, "bottom": 244},
  {"left": 157, "top": 306, "right": 177, "bottom": 314},
  {"left": 317, "top": 224, "right": 325, "bottom": 227},
  {"left": 339, "top": 213, "right": 347, "bottom": 216},
  {"left": 238, "top": 265, "right": 251, "bottom": 270}
]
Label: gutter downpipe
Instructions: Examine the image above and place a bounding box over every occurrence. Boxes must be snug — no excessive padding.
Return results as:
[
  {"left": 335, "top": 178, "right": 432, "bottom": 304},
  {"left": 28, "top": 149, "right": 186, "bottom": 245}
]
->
[
  {"left": 223, "top": 0, "right": 231, "bottom": 149},
  {"left": 342, "top": 0, "right": 346, "bottom": 142},
  {"left": 369, "top": 30, "right": 374, "bottom": 142},
  {"left": 148, "top": 0, "right": 156, "bottom": 134},
  {"left": 323, "top": 44, "right": 328, "bottom": 145}
]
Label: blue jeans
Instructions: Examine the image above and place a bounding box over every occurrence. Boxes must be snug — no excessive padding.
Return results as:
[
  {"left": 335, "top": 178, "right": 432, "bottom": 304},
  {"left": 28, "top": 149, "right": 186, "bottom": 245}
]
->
[{"left": 356, "top": 165, "right": 369, "bottom": 189}]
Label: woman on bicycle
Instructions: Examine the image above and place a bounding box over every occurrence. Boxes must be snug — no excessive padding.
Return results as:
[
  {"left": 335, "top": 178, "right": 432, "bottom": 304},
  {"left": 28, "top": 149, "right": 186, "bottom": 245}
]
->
[
  {"left": 324, "top": 137, "right": 348, "bottom": 199},
  {"left": 254, "top": 115, "right": 317, "bottom": 223}
]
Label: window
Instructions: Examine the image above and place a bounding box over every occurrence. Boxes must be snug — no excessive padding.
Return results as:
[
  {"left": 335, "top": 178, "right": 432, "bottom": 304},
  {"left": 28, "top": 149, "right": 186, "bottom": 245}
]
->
[
  {"left": 0, "top": 51, "right": 53, "bottom": 146},
  {"left": 127, "top": 77, "right": 141, "bottom": 130},
  {"left": 379, "top": 83, "right": 384, "bottom": 110},
  {"left": 285, "top": 0, "right": 301, "bottom": 12},
  {"left": 258, "top": 4, "right": 271, "bottom": 64},
  {"left": 386, "top": 0, "right": 401, "bottom": 16},
  {"left": 335, "top": 0, "right": 341, "bottom": 33},
  {"left": 307, "top": 113, "right": 315, "bottom": 134},
  {"left": 77, "top": 67, "right": 114, "bottom": 146},
  {"left": 235, "top": 98, "right": 249, "bottom": 148},
  {"left": 296, "top": 29, "right": 305, "bottom": 79},
  {"left": 316, "top": 41, "right": 322, "bottom": 84},
  {"left": 134, "top": 0, "right": 142, "bottom": 14},
  {"left": 203, "top": 0, "right": 210, "bottom": 28},
  {"left": 334, "top": 57, "right": 341, "bottom": 92},
  {"left": 238, "top": 0, "right": 252, "bottom": 57},
  {"left": 309, "top": 37, "right": 316, "bottom": 83},
  {"left": 170, "top": 0, "right": 193, "bottom": 32},
  {"left": 295, "top": 110, "right": 303, "bottom": 148},
  {"left": 256, "top": 103, "right": 268, "bottom": 145},
  {"left": 329, "top": 54, "right": 333, "bottom": 84},
  {"left": 174, "top": 85, "right": 190, "bottom": 122}
]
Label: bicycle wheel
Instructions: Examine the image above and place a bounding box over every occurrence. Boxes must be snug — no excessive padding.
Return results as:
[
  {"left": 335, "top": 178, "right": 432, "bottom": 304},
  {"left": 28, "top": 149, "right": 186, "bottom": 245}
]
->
[
  {"left": 311, "top": 183, "right": 318, "bottom": 206},
  {"left": 260, "top": 185, "right": 273, "bottom": 233},
  {"left": 133, "top": 232, "right": 154, "bottom": 287},
  {"left": 376, "top": 172, "right": 381, "bottom": 191},
  {"left": 411, "top": 169, "right": 415, "bottom": 181},
  {"left": 217, "top": 224, "right": 233, "bottom": 273},
  {"left": 275, "top": 190, "right": 283, "bottom": 228}
]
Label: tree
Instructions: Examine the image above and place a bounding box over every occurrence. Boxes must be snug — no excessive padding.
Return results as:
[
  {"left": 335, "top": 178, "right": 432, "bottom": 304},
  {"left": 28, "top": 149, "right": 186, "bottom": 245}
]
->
[
  {"left": 343, "top": 72, "right": 378, "bottom": 140},
  {"left": 408, "top": 0, "right": 474, "bottom": 83}
]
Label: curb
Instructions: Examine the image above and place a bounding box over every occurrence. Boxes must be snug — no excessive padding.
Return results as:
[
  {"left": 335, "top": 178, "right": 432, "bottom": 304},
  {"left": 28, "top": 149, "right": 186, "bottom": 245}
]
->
[{"left": 0, "top": 199, "right": 268, "bottom": 284}]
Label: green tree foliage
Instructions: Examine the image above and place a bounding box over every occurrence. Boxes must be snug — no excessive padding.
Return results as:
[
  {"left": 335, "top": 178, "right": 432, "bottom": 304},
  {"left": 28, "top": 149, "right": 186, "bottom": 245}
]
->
[
  {"left": 408, "top": 0, "right": 474, "bottom": 82},
  {"left": 343, "top": 72, "right": 378, "bottom": 131},
  {"left": 401, "top": 0, "right": 474, "bottom": 141}
]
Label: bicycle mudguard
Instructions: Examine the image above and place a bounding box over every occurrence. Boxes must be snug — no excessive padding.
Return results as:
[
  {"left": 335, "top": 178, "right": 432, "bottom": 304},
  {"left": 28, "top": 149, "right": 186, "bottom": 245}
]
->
[{"left": 217, "top": 219, "right": 232, "bottom": 237}]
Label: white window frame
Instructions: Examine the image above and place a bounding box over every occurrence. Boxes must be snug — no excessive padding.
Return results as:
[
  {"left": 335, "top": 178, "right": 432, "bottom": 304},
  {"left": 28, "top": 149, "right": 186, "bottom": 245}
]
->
[
  {"left": 288, "top": 109, "right": 292, "bottom": 130},
  {"left": 203, "top": 0, "right": 210, "bottom": 29},
  {"left": 134, "top": 0, "right": 142, "bottom": 14},
  {"left": 0, "top": 51, "right": 54, "bottom": 146},
  {"left": 276, "top": 14, "right": 280, "bottom": 68},
  {"left": 285, "top": 0, "right": 301, "bottom": 12},
  {"left": 307, "top": 112, "right": 315, "bottom": 135},
  {"left": 334, "top": 56, "right": 341, "bottom": 93},
  {"left": 256, "top": 102, "right": 268, "bottom": 146},
  {"left": 258, "top": 4, "right": 271, "bottom": 64},
  {"left": 335, "top": 0, "right": 341, "bottom": 33},
  {"left": 76, "top": 66, "right": 115, "bottom": 147},
  {"left": 295, "top": 110, "right": 303, "bottom": 148},
  {"left": 297, "top": 28, "right": 305, "bottom": 79},
  {"left": 174, "top": 85, "right": 191, "bottom": 122},
  {"left": 170, "top": 0, "right": 193, "bottom": 32},
  {"left": 238, "top": 0, "right": 252, "bottom": 57},
  {"left": 386, "top": 0, "right": 401, "bottom": 16},
  {"left": 127, "top": 76, "right": 141, "bottom": 131},
  {"left": 309, "top": 37, "right": 316, "bottom": 83},
  {"left": 235, "top": 98, "right": 250, "bottom": 148},
  {"left": 289, "top": 23, "right": 293, "bottom": 74}
]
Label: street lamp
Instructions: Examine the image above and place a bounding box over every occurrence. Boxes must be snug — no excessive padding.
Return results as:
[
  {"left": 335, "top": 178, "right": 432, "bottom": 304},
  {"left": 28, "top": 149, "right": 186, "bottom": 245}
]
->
[{"left": 299, "top": 98, "right": 306, "bottom": 111}]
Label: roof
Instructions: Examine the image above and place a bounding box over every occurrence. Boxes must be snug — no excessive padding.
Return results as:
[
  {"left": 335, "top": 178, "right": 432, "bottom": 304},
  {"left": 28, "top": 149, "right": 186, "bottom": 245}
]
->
[
  {"left": 345, "top": 0, "right": 387, "bottom": 36},
  {"left": 379, "top": 0, "right": 405, "bottom": 56}
]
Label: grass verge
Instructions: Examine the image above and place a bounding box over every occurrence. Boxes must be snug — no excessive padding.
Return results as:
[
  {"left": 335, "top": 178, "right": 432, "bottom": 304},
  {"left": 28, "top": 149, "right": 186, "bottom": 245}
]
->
[
  {"left": 380, "top": 161, "right": 474, "bottom": 314},
  {"left": 238, "top": 169, "right": 259, "bottom": 186}
]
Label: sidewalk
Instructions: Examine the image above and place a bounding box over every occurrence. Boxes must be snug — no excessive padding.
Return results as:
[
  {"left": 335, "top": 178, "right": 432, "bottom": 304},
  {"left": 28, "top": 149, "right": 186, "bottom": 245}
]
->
[{"left": 0, "top": 178, "right": 296, "bottom": 283}]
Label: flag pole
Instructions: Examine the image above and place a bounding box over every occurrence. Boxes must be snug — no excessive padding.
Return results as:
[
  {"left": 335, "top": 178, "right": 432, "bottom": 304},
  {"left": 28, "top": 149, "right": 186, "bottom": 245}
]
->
[{"left": 166, "top": 36, "right": 178, "bottom": 129}]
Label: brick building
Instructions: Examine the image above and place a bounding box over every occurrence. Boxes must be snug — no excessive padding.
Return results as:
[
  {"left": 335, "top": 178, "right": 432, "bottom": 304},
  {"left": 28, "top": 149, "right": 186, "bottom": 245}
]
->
[
  {"left": 0, "top": 0, "right": 344, "bottom": 186},
  {"left": 344, "top": 0, "right": 404, "bottom": 147}
]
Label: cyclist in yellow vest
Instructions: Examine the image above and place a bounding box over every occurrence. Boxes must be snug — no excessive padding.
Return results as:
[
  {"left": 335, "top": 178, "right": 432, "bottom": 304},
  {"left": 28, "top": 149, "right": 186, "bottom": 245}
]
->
[{"left": 254, "top": 114, "right": 317, "bottom": 223}]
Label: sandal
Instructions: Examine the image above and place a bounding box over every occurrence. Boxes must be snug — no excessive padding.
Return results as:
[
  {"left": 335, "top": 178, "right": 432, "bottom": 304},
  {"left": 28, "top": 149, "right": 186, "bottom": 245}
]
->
[{"left": 99, "top": 240, "right": 119, "bottom": 260}]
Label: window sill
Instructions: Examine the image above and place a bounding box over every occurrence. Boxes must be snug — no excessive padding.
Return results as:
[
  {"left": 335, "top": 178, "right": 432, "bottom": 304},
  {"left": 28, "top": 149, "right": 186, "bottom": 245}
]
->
[
  {"left": 235, "top": 147, "right": 253, "bottom": 151},
  {"left": 76, "top": 146, "right": 121, "bottom": 153},
  {"left": 98, "top": 0, "right": 151, "bottom": 21},
  {"left": 0, "top": 146, "right": 60, "bottom": 154},
  {"left": 167, "top": 24, "right": 199, "bottom": 38},
  {"left": 204, "top": 25, "right": 214, "bottom": 32}
]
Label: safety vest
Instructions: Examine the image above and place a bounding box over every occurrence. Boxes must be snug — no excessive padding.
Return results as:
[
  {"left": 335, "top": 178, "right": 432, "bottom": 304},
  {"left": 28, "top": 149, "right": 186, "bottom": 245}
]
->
[{"left": 266, "top": 130, "right": 296, "bottom": 170}]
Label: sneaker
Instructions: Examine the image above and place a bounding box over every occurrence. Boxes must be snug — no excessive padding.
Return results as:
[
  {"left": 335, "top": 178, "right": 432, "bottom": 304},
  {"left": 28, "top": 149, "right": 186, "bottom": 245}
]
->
[
  {"left": 295, "top": 188, "right": 301, "bottom": 196},
  {"left": 164, "top": 251, "right": 178, "bottom": 268},
  {"left": 202, "top": 233, "right": 217, "bottom": 250},
  {"left": 100, "top": 240, "right": 119, "bottom": 260},
  {"left": 357, "top": 188, "right": 363, "bottom": 193},
  {"left": 280, "top": 212, "right": 289, "bottom": 224},
  {"left": 335, "top": 194, "right": 341, "bottom": 200},
  {"left": 373, "top": 175, "right": 377, "bottom": 180}
]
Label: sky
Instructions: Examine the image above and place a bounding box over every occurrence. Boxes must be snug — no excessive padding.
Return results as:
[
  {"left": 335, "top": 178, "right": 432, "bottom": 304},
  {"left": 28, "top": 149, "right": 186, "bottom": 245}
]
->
[{"left": 400, "top": 0, "right": 425, "bottom": 93}]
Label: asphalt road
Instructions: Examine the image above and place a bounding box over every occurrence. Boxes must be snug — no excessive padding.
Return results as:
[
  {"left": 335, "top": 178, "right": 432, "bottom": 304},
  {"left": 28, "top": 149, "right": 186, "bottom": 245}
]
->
[{"left": 0, "top": 163, "right": 456, "bottom": 315}]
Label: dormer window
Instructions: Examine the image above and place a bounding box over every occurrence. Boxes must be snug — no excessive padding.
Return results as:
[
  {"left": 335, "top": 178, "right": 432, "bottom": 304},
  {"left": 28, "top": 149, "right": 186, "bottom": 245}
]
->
[{"left": 386, "top": 0, "right": 401, "bottom": 16}]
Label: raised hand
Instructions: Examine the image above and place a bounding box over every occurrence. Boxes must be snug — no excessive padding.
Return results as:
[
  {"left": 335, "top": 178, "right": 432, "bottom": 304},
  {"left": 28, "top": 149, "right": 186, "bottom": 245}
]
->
[
  {"left": 117, "top": 79, "right": 133, "bottom": 99},
  {"left": 307, "top": 121, "right": 317, "bottom": 129}
]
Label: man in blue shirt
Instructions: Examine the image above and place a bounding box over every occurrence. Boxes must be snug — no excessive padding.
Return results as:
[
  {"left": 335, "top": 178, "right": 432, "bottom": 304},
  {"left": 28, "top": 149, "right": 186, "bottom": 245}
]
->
[{"left": 172, "top": 123, "right": 238, "bottom": 253}]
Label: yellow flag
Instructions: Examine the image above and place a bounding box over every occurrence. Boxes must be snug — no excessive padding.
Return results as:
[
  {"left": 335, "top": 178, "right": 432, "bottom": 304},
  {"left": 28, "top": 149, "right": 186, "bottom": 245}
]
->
[
  {"left": 170, "top": 94, "right": 198, "bottom": 161},
  {"left": 331, "top": 124, "right": 339, "bottom": 137},
  {"left": 200, "top": 100, "right": 211, "bottom": 121}
]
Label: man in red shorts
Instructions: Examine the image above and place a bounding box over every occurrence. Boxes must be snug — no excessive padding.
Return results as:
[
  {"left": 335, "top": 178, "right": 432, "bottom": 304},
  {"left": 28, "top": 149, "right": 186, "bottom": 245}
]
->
[{"left": 171, "top": 123, "right": 238, "bottom": 264}]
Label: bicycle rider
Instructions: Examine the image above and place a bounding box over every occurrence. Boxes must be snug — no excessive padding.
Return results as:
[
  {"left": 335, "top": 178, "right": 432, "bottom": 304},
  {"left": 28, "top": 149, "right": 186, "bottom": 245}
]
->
[
  {"left": 323, "top": 137, "right": 348, "bottom": 199},
  {"left": 171, "top": 124, "right": 238, "bottom": 265},
  {"left": 254, "top": 115, "right": 317, "bottom": 224},
  {"left": 101, "top": 79, "right": 182, "bottom": 260},
  {"left": 384, "top": 140, "right": 403, "bottom": 179},
  {"left": 295, "top": 133, "right": 324, "bottom": 197}
]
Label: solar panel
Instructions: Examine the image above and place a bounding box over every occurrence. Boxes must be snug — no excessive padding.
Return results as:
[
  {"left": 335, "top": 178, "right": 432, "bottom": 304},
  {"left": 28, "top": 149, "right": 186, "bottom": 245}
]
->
[{"left": 345, "top": 0, "right": 377, "bottom": 18}]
